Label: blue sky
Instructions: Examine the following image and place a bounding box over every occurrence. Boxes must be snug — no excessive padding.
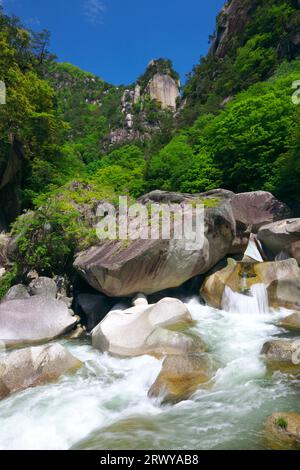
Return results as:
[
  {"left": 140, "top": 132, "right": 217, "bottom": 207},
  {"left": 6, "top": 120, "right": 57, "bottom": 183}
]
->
[{"left": 1, "top": 0, "right": 225, "bottom": 85}]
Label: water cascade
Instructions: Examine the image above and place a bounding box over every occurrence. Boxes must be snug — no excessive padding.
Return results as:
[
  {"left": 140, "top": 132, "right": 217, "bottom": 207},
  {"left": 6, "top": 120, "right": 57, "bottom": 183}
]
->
[{"left": 222, "top": 283, "right": 269, "bottom": 315}]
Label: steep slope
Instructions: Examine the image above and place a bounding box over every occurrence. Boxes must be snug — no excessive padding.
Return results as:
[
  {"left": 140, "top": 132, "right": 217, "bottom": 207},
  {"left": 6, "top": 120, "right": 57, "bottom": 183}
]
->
[
  {"left": 46, "top": 59, "right": 180, "bottom": 157},
  {"left": 180, "top": 0, "right": 300, "bottom": 125}
]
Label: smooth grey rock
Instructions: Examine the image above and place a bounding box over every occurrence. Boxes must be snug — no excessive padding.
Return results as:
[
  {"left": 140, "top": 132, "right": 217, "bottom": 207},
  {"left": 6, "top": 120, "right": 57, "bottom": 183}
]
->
[
  {"left": 258, "top": 219, "right": 300, "bottom": 264},
  {"left": 0, "top": 296, "right": 78, "bottom": 347},
  {"left": 92, "top": 297, "right": 204, "bottom": 358},
  {"left": 29, "top": 277, "right": 58, "bottom": 298},
  {"left": 2, "top": 284, "right": 30, "bottom": 302},
  {"left": 0, "top": 343, "right": 82, "bottom": 400}
]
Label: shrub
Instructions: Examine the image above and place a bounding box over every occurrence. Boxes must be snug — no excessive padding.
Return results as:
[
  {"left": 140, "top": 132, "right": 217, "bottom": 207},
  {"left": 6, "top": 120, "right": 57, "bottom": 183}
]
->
[{"left": 12, "top": 181, "right": 116, "bottom": 275}]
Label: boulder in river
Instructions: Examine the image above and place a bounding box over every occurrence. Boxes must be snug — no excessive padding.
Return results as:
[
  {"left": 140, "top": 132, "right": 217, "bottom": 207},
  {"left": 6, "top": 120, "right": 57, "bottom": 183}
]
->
[
  {"left": 230, "top": 191, "right": 292, "bottom": 254},
  {"left": 0, "top": 296, "right": 78, "bottom": 348},
  {"left": 268, "top": 278, "right": 300, "bottom": 311},
  {"left": 74, "top": 193, "right": 235, "bottom": 296},
  {"left": 279, "top": 312, "right": 300, "bottom": 332},
  {"left": 257, "top": 219, "right": 300, "bottom": 264},
  {"left": 148, "top": 353, "right": 214, "bottom": 404},
  {"left": 261, "top": 339, "right": 300, "bottom": 373},
  {"left": 92, "top": 297, "right": 205, "bottom": 358},
  {"left": 265, "top": 413, "right": 300, "bottom": 450},
  {"left": 0, "top": 343, "right": 82, "bottom": 400}
]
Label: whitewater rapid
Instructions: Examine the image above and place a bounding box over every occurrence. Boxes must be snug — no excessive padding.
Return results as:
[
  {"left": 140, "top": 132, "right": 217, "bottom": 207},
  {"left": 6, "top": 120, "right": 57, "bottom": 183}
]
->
[{"left": 0, "top": 297, "right": 299, "bottom": 450}]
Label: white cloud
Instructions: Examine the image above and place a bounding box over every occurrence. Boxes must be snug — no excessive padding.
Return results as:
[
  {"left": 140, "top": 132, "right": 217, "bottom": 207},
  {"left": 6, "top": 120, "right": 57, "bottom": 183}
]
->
[
  {"left": 84, "top": 0, "right": 106, "bottom": 24},
  {"left": 25, "top": 16, "right": 41, "bottom": 27}
]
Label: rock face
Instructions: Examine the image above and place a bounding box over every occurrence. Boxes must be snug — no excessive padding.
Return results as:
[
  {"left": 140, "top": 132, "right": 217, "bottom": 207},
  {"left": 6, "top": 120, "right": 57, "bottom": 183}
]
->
[
  {"left": 92, "top": 297, "right": 204, "bottom": 358},
  {"left": 148, "top": 354, "right": 213, "bottom": 404},
  {"left": 75, "top": 293, "right": 114, "bottom": 332},
  {"left": 211, "top": 0, "right": 254, "bottom": 59},
  {"left": 268, "top": 278, "right": 300, "bottom": 311},
  {"left": 265, "top": 413, "right": 300, "bottom": 450},
  {"left": 147, "top": 73, "right": 180, "bottom": 110},
  {"left": 230, "top": 191, "right": 292, "bottom": 254},
  {"left": 211, "top": 0, "right": 299, "bottom": 62},
  {"left": 0, "top": 296, "right": 78, "bottom": 347},
  {"left": 0, "top": 344, "right": 82, "bottom": 400},
  {"left": 258, "top": 219, "right": 300, "bottom": 264},
  {"left": 261, "top": 339, "right": 300, "bottom": 373},
  {"left": 74, "top": 194, "right": 235, "bottom": 297},
  {"left": 0, "top": 233, "right": 10, "bottom": 269},
  {"left": 279, "top": 312, "right": 300, "bottom": 332},
  {"left": 201, "top": 258, "right": 300, "bottom": 310}
]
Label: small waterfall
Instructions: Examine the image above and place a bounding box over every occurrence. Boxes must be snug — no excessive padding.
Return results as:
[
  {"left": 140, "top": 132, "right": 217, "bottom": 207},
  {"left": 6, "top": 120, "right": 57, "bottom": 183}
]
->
[{"left": 222, "top": 283, "right": 269, "bottom": 315}]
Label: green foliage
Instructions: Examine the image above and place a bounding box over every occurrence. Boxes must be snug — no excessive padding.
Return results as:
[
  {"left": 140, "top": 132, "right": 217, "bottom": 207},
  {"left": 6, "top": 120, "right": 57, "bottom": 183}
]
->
[
  {"left": 145, "top": 134, "right": 194, "bottom": 191},
  {"left": 12, "top": 181, "right": 116, "bottom": 275},
  {"left": 0, "top": 264, "right": 17, "bottom": 300},
  {"left": 181, "top": 0, "right": 299, "bottom": 126},
  {"left": 200, "top": 76, "right": 295, "bottom": 192},
  {"left": 231, "top": 34, "right": 278, "bottom": 89},
  {"left": 275, "top": 416, "right": 288, "bottom": 430},
  {"left": 180, "top": 152, "right": 223, "bottom": 193},
  {"left": 0, "top": 10, "right": 74, "bottom": 211},
  {"left": 87, "top": 145, "right": 146, "bottom": 197},
  {"left": 146, "top": 61, "right": 300, "bottom": 205}
]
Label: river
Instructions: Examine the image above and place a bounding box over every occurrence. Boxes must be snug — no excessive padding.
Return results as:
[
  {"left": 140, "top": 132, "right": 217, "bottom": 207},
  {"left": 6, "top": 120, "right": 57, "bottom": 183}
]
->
[{"left": 0, "top": 296, "right": 299, "bottom": 450}]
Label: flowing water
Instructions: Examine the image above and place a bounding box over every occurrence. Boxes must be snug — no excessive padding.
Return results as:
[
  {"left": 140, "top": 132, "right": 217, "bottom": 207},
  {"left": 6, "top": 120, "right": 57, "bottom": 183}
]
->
[{"left": 0, "top": 294, "right": 299, "bottom": 450}]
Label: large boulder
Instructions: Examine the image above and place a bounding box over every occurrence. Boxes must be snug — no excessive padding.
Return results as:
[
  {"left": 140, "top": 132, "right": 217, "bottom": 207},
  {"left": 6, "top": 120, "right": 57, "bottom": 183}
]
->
[
  {"left": 258, "top": 219, "right": 300, "bottom": 264},
  {"left": 201, "top": 258, "right": 300, "bottom": 310},
  {"left": 261, "top": 339, "right": 300, "bottom": 374},
  {"left": 92, "top": 297, "right": 205, "bottom": 358},
  {"left": 0, "top": 296, "right": 78, "bottom": 347},
  {"left": 74, "top": 193, "right": 235, "bottom": 297},
  {"left": 230, "top": 192, "right": 292, "bottom": 254},
  {"left": 265, "top": 413, "right": 300, "bottom": 450},
  {"left": 0, "top": 343, "right": 82, "bottom": 400},
  {"left": 148, "top": 353, "right": 214, "bottom": 404},
  {"left": 268, "top": 278, "right": 300, "bottom": 311},
  {"left": 279, "top": 312, "right": 300, "bottom": 332}
]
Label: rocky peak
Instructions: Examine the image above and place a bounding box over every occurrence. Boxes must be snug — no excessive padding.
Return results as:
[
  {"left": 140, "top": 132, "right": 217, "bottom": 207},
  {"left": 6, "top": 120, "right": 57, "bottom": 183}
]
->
[
  {"left": 105, "top": 59, "right": 180, "bottom": 147},
  {"left": 137, "top": 58, "right": 181, "bottom": 110},
  {"left": 211, "top": 0, "right": 258, "bottom": 59},
  {"left": 146, "top": 73, "right": 180, "bottom": 110}
]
